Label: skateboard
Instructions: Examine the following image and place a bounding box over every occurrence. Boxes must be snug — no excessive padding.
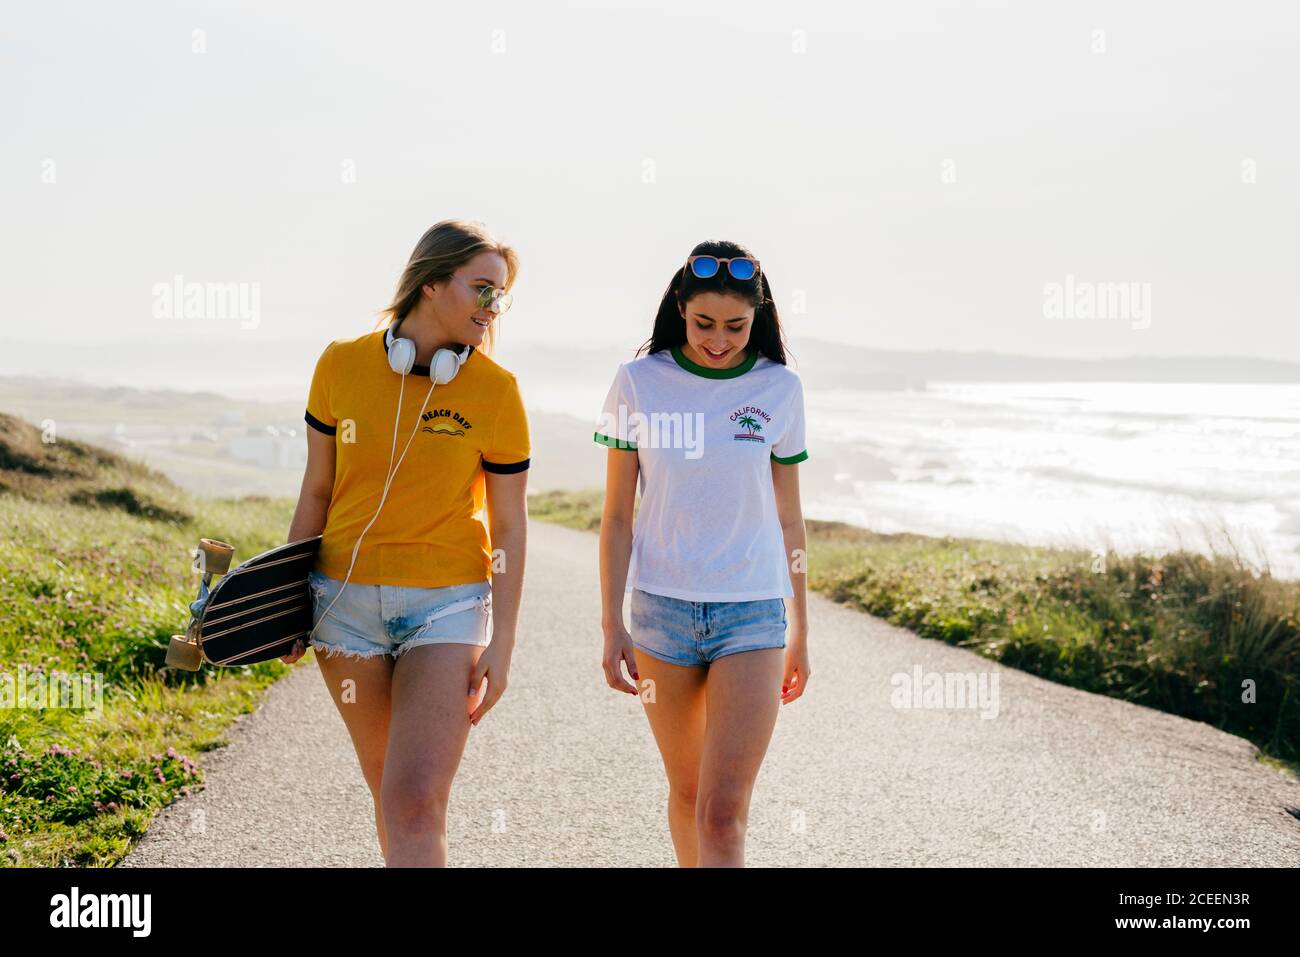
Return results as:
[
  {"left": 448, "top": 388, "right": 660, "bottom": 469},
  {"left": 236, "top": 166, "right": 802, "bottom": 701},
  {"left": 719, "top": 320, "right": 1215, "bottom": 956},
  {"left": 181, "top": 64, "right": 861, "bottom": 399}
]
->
[{"left": 166, "top": 535, "right": 322, "bottom": 671}]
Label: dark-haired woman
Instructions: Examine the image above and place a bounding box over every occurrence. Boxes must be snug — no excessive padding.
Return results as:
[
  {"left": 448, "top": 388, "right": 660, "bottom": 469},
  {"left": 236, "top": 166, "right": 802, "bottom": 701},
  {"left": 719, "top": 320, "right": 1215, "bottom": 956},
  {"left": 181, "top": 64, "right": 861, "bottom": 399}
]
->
[
  {"left": 283, "top": 219, "right": 530, "bottom": 867},
  {"left": 595, "top": 241, "right": 811, "bottom": 867}
]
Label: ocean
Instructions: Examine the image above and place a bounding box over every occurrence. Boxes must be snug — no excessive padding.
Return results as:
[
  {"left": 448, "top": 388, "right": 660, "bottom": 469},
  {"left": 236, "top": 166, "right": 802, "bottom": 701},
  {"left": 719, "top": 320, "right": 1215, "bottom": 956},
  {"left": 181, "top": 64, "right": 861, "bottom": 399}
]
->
[{"left": 532, "top": 379, "right": 1300, "bottom": 580}]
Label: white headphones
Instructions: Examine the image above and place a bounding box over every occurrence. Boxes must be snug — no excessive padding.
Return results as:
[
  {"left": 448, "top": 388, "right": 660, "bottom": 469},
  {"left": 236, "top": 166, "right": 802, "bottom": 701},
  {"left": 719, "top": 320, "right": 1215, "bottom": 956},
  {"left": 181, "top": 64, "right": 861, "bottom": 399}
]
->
[
  {"left": 307, "top": 317, "right": 479, "bottom": 645},
  {"left": 385, "top": 316, "right": 473, "bottom": 383}
]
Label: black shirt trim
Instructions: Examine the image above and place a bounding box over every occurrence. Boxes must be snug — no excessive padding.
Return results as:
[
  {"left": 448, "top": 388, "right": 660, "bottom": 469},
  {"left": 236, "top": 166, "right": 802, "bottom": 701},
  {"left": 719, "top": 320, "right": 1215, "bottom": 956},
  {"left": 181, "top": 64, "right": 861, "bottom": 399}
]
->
[
  {"left": 482, "top": 457, "right": 529, "bottom": 474},
  {"left": 304, "top": 411, "right": 337, "bottom": 436}
]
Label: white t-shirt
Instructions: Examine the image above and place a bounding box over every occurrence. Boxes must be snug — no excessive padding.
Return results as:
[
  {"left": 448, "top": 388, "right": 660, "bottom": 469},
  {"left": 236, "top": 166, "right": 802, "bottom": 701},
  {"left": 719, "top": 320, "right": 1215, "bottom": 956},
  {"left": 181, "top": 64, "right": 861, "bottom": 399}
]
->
[{"left": 593, "top": 344, "right": 809, "bottom": 601}]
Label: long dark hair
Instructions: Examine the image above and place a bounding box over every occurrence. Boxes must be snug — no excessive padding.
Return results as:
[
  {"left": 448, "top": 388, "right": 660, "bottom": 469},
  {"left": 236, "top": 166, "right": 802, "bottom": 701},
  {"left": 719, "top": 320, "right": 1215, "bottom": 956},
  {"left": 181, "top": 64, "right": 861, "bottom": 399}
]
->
[{"left": 636, "top": 239, "right": 791, "bottom": 365}]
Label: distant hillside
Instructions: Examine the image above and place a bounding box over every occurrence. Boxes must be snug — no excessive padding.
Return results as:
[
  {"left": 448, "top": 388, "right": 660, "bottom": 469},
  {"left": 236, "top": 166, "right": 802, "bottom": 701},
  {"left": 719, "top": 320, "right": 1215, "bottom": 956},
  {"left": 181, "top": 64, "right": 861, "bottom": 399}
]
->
[
  {"left": 2, "top": 335, "right": 1297, "bottom": 400},
  {"left": 0, "top": 412, "right": 190, "bottom": 522},
  {"left": 493, "top": 338, "right": 1300, "bottom": 390},
  {"left": 0, "top": 378, "right": 606, "bottom": 500},
  {"left": 499, "top": 337, "right": 1300, "bottom": 388}
]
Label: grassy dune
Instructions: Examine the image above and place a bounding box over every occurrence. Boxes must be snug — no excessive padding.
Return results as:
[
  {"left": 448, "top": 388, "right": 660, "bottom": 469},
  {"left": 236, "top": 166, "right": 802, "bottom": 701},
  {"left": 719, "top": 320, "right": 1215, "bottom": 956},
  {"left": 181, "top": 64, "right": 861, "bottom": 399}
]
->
[{"left": 0, "top": 413, "right": 302, "bottom": 866}]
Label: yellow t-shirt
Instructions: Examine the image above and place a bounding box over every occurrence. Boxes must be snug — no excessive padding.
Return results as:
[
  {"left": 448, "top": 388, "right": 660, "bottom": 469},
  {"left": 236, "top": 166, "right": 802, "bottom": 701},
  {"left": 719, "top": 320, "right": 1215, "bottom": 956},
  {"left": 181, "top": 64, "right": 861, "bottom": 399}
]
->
[{"left": 303, "top": 328, "right": 530, "bottom": 587}]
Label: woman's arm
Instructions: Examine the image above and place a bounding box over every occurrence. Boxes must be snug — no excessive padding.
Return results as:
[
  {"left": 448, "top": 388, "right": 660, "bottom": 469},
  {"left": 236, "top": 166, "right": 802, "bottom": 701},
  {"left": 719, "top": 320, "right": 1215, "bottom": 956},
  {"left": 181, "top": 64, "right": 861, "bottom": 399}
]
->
[
  {"left": 288, "top": 427, "right": 335, "bottom": 542},
  {"left": 483, "top": 469, "right": 528, "bottom": 641},
  {"left": 469, "top": 468, "right": 528, "bottom": 725},
  {"left": 281, "top": 427, "right": 335, "bottom": 663},
  {"left": 773, "top": 457, "right": 811, "bottom": 703},
  {"left": 600, "top": 447, "right": 640, "bottom": 694}
]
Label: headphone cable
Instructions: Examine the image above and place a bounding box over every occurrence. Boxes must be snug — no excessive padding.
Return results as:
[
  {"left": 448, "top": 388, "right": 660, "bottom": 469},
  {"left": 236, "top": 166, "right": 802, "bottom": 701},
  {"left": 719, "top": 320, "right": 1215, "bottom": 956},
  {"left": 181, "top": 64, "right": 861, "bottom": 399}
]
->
[{"left": 308, "top": 372, "right": 438, "bottom": 641}]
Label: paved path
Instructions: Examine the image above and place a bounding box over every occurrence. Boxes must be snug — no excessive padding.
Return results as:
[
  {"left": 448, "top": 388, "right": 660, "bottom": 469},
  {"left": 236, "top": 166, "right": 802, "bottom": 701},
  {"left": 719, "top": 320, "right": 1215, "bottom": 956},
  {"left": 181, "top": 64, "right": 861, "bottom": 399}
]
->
[{"left": 121, "top": 521, "right": 1300, "bottom": 867}]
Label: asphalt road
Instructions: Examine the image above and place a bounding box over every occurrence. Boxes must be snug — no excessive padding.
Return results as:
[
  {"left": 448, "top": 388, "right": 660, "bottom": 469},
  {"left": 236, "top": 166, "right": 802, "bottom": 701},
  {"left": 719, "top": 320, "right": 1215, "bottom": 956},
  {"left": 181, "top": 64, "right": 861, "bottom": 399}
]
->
[{"left": 121, "top": 521, "right": 1300, "bottom": 867}]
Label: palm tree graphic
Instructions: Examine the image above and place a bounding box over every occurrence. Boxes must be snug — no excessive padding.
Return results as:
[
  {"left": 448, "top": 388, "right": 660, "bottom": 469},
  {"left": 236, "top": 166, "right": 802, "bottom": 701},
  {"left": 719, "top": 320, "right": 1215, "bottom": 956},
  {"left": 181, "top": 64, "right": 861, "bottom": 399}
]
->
[{"left": 735, "top": 415, "right": 764, "bottom": 441}]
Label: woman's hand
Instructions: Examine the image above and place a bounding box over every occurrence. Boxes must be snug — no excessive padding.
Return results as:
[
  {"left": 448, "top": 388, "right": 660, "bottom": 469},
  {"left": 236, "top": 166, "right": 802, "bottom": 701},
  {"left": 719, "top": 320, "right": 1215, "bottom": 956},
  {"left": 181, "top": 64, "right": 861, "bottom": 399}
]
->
[
  {"left": 602, "top": 621, "right": 640, "bottom": 696},
  {"left": 280, "top": 638, "right": 309, "bottom": 665},
  {"left": 781, "top": 629, "right": 811, "bottom": 704},
  {"left": 468, "top": 637, "right": 513, "bottom": 727}
]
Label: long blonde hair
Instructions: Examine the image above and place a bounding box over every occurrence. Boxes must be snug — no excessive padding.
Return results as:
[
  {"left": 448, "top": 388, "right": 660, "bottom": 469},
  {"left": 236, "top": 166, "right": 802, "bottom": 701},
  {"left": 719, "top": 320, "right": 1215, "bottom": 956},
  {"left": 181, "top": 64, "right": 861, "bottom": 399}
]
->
[{"left": 375, "top": 219, "right": 519, "bottom": 357}]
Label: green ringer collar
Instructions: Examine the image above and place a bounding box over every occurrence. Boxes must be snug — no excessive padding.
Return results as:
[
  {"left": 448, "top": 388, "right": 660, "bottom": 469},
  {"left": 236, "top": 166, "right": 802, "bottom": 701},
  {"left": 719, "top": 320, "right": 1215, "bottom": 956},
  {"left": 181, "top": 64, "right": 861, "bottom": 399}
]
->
[{"left": 670, "top": 344, "right": 759, "bottom": 379}]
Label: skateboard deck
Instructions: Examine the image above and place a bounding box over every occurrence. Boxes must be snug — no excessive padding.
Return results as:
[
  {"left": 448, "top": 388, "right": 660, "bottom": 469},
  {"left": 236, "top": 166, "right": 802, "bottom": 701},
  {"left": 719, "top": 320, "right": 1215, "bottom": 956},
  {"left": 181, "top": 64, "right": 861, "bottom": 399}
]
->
[{"left": 166, "top": 535, "right": 322, "bottom": 670}]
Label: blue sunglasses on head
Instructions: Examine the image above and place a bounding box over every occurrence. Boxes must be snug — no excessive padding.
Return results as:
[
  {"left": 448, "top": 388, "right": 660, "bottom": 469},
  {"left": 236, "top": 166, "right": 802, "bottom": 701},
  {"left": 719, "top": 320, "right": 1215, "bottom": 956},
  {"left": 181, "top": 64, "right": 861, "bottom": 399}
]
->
[{"left": 684, "top": 255, "right": 760, "bottom": 281}]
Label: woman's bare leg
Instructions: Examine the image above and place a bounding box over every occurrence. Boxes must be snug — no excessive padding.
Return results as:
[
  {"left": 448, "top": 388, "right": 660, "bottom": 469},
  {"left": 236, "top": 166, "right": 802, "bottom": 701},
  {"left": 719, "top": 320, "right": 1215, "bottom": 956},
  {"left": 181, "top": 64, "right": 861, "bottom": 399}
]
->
[
  {"left": 312, "top": 649, "right": 395, "bottom": 862},
  {"left": 633, "top": 650, "right": 708, "bottom": 867},
  {"left": 696, "top": 648, "right": 784, "bottom": 867},
  {"left": 381, "top": 642, "right": 485, "bottom": 867}
]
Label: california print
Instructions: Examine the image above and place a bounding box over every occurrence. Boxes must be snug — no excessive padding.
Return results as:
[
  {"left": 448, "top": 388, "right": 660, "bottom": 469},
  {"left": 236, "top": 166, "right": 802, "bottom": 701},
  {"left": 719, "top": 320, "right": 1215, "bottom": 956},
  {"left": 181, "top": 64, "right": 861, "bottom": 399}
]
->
[{"left": 730, "top": 404, "right": 771, "bottom": 443}]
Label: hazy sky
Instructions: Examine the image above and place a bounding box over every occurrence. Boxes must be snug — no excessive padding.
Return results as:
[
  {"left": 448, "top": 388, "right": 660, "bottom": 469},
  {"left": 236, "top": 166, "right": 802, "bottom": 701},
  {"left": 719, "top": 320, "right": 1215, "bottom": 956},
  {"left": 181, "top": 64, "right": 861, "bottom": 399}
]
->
[{"left": 3, "top": 0, "right": 1296, "bottom": 361}]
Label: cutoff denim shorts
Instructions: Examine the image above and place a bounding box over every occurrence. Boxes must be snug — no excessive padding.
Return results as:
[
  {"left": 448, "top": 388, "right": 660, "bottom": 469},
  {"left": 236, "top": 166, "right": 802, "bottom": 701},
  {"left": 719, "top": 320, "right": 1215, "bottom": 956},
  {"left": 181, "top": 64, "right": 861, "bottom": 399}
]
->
[
  {"left": 306, "top": 569, "right": 492, "bottom": 661},
  {"left": 629, "top": 587, "right": 787, "bottom": 667}
]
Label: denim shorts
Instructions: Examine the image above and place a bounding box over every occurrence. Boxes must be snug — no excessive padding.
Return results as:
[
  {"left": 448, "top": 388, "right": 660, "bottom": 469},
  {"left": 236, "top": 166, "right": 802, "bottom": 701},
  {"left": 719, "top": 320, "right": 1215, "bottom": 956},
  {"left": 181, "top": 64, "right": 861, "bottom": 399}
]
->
[
  {"left": 629, "top": 587, "right": 787, "bottom": 667},
  {"left": 306, "top": 569, "right": 492, "bottom": 661}
]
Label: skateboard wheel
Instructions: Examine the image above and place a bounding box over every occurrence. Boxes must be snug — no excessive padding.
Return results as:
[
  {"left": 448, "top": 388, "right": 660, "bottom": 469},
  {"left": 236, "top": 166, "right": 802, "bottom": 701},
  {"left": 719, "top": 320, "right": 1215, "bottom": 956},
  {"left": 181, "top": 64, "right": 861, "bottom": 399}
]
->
[
  {"left": 196, "top": 538, "right": 235, "bottom": 576},
  {"left": 165, "top": 634, "right": 204, "bottom": 671}
]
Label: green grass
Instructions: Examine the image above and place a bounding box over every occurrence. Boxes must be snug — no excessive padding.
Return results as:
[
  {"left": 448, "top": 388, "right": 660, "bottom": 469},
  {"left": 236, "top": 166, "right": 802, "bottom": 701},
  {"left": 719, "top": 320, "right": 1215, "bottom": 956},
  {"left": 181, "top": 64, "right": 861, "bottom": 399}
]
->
[
  {"left": 532, "top": 489, "right": 1300, "bottom": 776},
  {"left": 0, "top": 413, "right": 310, "bottom": 865},
  {"left": 524, "top": 488, "right": 611, "bottom": 532}
]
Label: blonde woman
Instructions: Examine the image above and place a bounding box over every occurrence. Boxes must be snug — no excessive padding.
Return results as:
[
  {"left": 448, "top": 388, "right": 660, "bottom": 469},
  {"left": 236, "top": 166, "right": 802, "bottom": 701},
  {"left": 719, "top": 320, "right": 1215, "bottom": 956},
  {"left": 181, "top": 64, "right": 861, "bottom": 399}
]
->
[
  {"left": 282, "top": 220, "right": 530, "bottom": 867},
  {"left": 596, "top": 239, "right": 811, "bottom": 867}
]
